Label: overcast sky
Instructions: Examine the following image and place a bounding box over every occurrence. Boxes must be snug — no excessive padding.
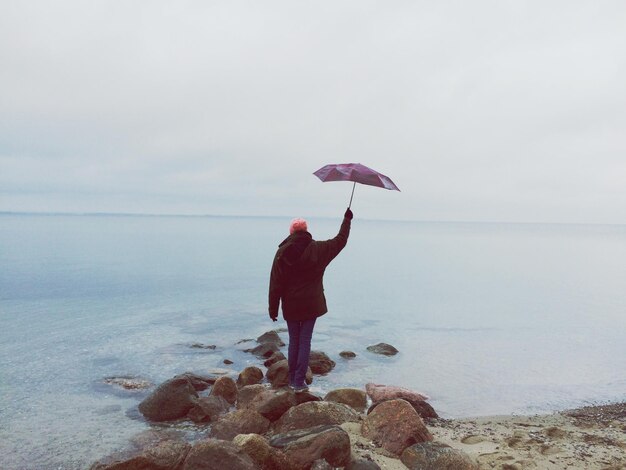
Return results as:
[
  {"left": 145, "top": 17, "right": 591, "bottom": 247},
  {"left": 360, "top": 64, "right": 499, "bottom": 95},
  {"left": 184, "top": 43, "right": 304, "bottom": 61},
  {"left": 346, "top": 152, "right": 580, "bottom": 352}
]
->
[{"left": 1, "top": 1, "right": 625, "bottom": 223}]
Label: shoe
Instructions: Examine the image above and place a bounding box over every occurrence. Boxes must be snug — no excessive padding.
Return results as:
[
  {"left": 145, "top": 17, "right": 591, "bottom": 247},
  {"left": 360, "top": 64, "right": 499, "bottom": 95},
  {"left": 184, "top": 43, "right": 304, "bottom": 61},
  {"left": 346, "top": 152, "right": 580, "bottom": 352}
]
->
[{"left": 292, "top": 385, "right": 309, "bottom": 393}]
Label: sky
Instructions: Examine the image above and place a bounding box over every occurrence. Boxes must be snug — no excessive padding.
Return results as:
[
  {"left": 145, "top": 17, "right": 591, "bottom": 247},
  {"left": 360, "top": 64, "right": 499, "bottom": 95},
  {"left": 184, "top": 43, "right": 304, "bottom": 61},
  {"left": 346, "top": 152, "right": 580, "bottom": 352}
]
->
[{"left": 1, "top": 1, "right": 625, "bottom": 223}]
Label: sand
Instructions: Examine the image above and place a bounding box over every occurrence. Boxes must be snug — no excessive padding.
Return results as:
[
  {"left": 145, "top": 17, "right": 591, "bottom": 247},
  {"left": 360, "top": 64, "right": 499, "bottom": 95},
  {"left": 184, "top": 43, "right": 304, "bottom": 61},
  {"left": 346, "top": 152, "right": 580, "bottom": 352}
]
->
[{"left": 343, "top": 403, "right": 626, "bottom": 469}]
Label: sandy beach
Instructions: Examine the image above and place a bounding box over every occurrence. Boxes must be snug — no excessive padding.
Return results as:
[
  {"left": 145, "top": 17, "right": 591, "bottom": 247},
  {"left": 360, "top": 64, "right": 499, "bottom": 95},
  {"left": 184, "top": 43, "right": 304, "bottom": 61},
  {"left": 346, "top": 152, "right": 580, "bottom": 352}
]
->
[{"left": 344, "top": 403, "right": 626, "bottom": 469}]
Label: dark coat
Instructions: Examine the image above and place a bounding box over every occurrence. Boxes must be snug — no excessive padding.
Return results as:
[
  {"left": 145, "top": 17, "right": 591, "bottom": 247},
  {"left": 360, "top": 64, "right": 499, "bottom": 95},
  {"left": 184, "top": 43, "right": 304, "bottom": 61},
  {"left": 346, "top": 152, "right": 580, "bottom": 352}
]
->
[{"left": 268, "top": 217, "right": 351, "bottom": 321}]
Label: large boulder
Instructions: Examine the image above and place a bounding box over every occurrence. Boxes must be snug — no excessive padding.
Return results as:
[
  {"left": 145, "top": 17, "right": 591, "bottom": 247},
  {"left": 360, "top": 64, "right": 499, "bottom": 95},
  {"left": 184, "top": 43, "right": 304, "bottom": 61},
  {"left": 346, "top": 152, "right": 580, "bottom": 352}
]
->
[
  {"left": 183, "top": 439, "right": 257, "bottom": 470},
  {"left": 401, "top": 442, "right": 478, "bottom": 470},
  {"left": 209, "top": 409, "right": 270, "bottom": 441},
  {"left": 266, "top": 360, "right": 312, "bottom": 388},
  {"left": 257, "top": 330, "right": 286, "bottom": 346},
  {"left": 264, "top": 351, "right": 286, "bottom": 367},
  {"left": 368, "top": 398, "right": 438, "bottom": 420},
  {"left": 180, "top": 372, "right": 217, "bottom": 390},
  {"left": 366, "top": 343, "right": 399, "bottom": 356},
  {"left": 187, "top": 395, "right": 230, "bottom": 423},
  {"left": 245, "top": 342, "right": 281, "bottom": 358},
  {"left": 237, "top": 384, "right": 268, "bottom": 410},
  {"left": 210, "top": 376, "right": 238, "bottom": 404},
  {"left": 365, "top": 383, "right": 429, "bottom": 404},
  {"left": 270, "top": 425, "right": 351, "bottom": 469},
  {"left": 308, "top": 351, "right": 335, "bottom": 375},
  {"left": 233, "top": 433, "right": 294, "bottom": 470},
  {"left": 237, "top": 367, "right": 264, "bottom": 388},
  {"left": 361, "top": 399, "right": 432, "bottom": 456},
  {"left": 138, "top": 375, "right": 199, "bottom": 422},
  {"left": 324, "top": 388, "right": 367, "bottom": 412},
  {"left": 90, "top": 440, "right": 190, "bottom": 470},
  {"left": 274, "top": 401, "right": 360, "bottom": 433},
  {"left": 245, "top": 388, "right": 297, "bottom": 421}
]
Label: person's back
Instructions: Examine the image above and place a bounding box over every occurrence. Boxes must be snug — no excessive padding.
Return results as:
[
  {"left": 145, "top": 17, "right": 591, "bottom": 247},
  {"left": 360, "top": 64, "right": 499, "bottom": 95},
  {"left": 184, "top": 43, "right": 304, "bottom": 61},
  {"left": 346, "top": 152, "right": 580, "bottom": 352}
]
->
[{"left": 268, "top": 208, "right": 353, "bottom": 391}]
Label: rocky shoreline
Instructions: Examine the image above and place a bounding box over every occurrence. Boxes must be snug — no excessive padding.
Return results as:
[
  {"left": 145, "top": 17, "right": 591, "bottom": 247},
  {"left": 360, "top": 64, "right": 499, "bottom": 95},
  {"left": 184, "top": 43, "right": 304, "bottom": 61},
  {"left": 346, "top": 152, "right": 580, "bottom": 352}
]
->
[{"left": 93, "top": 330, "right": 626, "bottom": 469}]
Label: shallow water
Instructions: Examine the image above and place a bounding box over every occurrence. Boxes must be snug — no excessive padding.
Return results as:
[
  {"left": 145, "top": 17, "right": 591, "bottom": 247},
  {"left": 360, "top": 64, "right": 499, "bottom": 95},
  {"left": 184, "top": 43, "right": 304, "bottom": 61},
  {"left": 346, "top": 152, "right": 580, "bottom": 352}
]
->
[{"left": 1, "top": 214, "right": 625, "bottom": 469}]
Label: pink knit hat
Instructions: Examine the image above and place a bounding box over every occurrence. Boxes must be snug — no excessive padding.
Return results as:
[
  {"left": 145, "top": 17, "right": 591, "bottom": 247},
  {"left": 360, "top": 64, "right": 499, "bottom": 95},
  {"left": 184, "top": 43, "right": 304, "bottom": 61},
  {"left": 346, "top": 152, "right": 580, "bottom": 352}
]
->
[{"left": 289, "top": 218, "right": 308, "bottom": 234}]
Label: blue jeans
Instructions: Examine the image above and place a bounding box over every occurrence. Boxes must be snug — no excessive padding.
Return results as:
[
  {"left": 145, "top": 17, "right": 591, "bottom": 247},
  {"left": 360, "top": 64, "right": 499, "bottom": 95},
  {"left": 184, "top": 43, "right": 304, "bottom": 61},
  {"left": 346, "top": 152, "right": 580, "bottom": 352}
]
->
[{"left": 286, "top": 318, "right": 316, "bottom": 387}]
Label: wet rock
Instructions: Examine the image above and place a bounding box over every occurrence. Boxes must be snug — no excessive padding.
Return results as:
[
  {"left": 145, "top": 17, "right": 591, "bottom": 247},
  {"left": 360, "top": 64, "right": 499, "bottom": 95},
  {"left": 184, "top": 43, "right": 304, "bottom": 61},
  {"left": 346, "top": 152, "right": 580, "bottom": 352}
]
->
[
  {"left": 368, "top": 397, "right": 438, "bottom": 420},
  {"left": 365, "top": 383, "right": 429, "bottom": 404},
  {"left": 346, "top": 458, "right": 382, "bottom": 470},
  {"left": 183, "top": 439, "right": 257, "bottom": 470},
  {"left": 324, "top": 388, "right": 367, "bottom": 412},
  {"left": 257, "top": 330, "right": 285, "bottom": 346},
  {"left": 266, "top": 359, "right": 312, "bottom": 388},
  {"left": 361, "top": 399, "right": 433, "bottom": 456},
  {"left": 295, "top": 391, "right": 322, "bottom": 405},
  {"left": 401, "top": 441, "right": 478, "bottom": 470},
  {"left": 223, "top": 359, "right": 234, "bottom": 365},
  {"left": 245, "top": 342, "right": 281, "bottom": 358},
  {"left": 90, "top": 440, "right": 190, "bottom": 470},
  {"left": 233, "top": 433, "right": 294, "bottom": 470},
  {"left": 138, "top": 375, "right": 199, "bottom": 422},
  {"left": 187, "top": 395, "right": 230, "bottom": 423},
  {"left": 209, "top": 409, "right": 270, "bottom": 440},
  {"left": 236, "top": 338, "right": 255, "bottom": 344},
  {"left": 103, "top": 376, "right": 153, "bottom": 391},
  {"left": 190, "top": 343, "right": 217, "bottom": 350},
  {"left": 245, "top": 388, "right": 297, "bottom": 421},
  {"left": 339, "top": 351, "right": 356, "bottom": 359},
  {"left": 366, "top": 343, "right": 399, "bottom": 356},
  {"left": 180, "top": 372, "right": 217, "bottom": 390},
  {"left": 274, "top": 400, "right": 360, "bottom": 433},
  {"left": 237, "top": 366, "right": 264, "bottom": 388},
  {"left": 237, "top": 384, "right": 267, "bottom": 410},
  {"left": 308, "top": 351, "right": 336, "bottom": 375},
  {"left": 270, "top": 424, "right": 351, "bottom": 469},
  {"left": 210, "top": 376, "right": 238, "bottom": 404},
  {"left": 264, "top": 351, "right": 286, "bottom": 367}
]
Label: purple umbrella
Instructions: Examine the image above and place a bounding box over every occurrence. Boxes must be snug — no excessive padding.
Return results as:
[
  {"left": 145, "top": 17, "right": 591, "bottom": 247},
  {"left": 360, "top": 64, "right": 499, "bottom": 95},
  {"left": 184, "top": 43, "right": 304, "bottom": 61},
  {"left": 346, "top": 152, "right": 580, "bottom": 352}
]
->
[{"left": 313, "top": 163, "right": 400, "bottom": 208}]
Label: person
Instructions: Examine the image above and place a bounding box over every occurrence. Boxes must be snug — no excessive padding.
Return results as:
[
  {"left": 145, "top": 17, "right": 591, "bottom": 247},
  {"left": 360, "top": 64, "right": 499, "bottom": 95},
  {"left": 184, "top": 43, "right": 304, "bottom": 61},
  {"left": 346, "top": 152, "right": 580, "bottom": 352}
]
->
[{"left": 268, "top": 208, "right": 353, "bottom": 392}]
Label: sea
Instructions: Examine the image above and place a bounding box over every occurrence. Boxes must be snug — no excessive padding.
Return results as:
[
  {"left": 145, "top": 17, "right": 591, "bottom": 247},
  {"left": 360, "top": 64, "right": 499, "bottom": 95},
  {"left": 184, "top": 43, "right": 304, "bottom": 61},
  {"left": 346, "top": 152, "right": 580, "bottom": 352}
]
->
[{"left": 1, "top": 213, "right": 625, "bottom": 469}]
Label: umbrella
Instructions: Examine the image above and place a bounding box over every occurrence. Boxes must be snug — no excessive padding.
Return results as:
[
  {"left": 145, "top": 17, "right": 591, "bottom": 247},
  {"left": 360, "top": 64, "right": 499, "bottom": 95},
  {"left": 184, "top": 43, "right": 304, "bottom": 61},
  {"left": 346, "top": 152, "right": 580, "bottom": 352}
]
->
[{"left": 313, "top": 163, "right": 400, "bottom": 208}]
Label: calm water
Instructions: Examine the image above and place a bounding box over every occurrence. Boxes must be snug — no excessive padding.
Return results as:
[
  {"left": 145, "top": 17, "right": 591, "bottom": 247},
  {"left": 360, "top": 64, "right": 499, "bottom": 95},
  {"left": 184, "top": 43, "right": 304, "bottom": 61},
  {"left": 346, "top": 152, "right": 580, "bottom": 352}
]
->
[{"left": 1, "top": 214, "right": 625, "bottom": 469}]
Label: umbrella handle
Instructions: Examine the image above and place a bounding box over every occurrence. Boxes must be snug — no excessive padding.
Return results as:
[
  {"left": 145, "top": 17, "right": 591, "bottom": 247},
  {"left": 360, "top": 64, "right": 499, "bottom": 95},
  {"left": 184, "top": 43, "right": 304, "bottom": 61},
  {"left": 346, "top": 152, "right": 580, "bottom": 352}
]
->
[{"left": 348, "top": 181, "right": 356, "bottom": 209}]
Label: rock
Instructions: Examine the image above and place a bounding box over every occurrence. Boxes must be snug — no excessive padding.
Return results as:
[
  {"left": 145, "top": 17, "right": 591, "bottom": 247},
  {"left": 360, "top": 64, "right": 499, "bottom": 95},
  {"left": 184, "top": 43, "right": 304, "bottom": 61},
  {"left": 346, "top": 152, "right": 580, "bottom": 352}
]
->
[
  {"left": 401, "top": 441, "right": 478, "bottom": 470},
  {"left": 190, "top": 343, "right": 217, "bottom": 349},
  {"left": 245, "top": 342, "right": 280, "bottom": 358},
  {"left": 209, "top": 409, "right": 270, "bottom": 440},
  {"left": 183, "top": 439, "right": 257, "bottom": 470},
  {"left": 368, "top": 398, "right": 438, "bottom": 420},
  {"left": 324, "top": 388, "right": 367, "bottom": 412},
  {"left": 181, "top": 372, "right": 217, "bottom": 390},
  {"left": 311, "top": 459, "right": 333, "bottom": 470},
  {"left": 339, "top": 351, "right": 356, "bottom": 359},
  {"left": 233, "top": 433, "right": 293, "bottom": 470},
  {"left": 365, "top": 383, "right": 429, "bottom": 404},
  {"left": 90, "top": 440, "right": 190, "bottom": 470},
  {"left": 264, "top": 351, "right": 286, "bottom": 367},
  {"left": 308, "top": 351, "right": 336, "bottom": 375},
  {"left": 361, "top": 399, "right": 432, "bottom": 456},
  {"left": 138, "top": 375, "right": 199, "bottom": 422},
  {"left": 210, "top": 376, "right": 238, "bottom": 404},
  {"left": 266, "top": 360, "right": 312, "bottom": 388},
  {"left": 236, "top": 338, "right": 255, "bottom": 344},
  {"left": 245, "top": 388, "right": 297, "bottom": 421},
  {"left": 187, "top": 395, "right": 230, "bottom": 423},
  {"left": 366, "top": 343, "right": 399, "bottom": 356},
  {"left": 237, "top": 384, "right": 268, "bottom": 410},
  {"left": 237, "top": 367, "right": 264, "bottom": 388},
  {"left": 346, "top": 458, "right": 381, "bottom": 470},
  {"left": 270, "top": 424, "right": 351, "bottom": 469},
  {"left": 223, "top": 359, "right": 234, "bottom": 365},
  {"left": 257, "top": 330, "right": 286, "bottom": 346},
  {"left": 294, "top": 391, "right": 322, "bottom": 405},
  {"left": 103, "top": 376, "right": 153, "bottom": 391},
  {"left": 274, "top": 400, "right": 360, "bottom": 433}
]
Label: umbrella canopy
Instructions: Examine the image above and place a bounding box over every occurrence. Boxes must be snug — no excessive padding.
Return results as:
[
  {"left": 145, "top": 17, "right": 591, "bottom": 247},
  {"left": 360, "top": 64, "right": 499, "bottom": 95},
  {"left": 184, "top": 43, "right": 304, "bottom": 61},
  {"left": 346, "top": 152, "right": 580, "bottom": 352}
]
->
[{"left": 313, "top": 163, "right": 400, "bottom": 208}]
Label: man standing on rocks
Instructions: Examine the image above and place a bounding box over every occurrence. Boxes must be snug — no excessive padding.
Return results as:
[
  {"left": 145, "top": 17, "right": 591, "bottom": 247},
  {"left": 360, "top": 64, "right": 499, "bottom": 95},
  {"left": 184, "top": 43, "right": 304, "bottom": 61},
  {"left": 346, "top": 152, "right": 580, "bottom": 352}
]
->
[{"left": 269, "top": 209, "right": 352, "bottom": 392}]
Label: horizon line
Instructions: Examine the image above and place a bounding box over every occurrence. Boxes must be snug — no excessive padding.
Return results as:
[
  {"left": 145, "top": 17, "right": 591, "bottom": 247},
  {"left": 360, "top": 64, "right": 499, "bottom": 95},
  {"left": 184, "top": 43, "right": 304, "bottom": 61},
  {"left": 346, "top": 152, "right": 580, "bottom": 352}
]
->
[{"left": 0, "top": 210, "right": 624, "bottom": 227}]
